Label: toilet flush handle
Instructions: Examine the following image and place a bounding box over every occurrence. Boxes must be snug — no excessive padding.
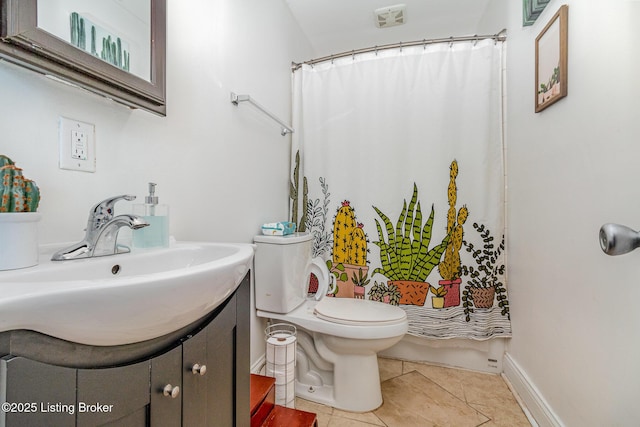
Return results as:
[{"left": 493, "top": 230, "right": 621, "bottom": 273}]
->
[{"left": 310, "top": 257, "right": 335, "bottom": 300}]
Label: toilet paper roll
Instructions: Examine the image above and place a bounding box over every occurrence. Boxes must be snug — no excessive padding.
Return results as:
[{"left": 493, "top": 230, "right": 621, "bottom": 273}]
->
[
  {"left": 274, "top": 382, "right": 295, "bottom": 406},
  {"left": 266, "top": 361, "right": 295, "bottom": 384},
  {"left": 266, "top": 334, "right": 296, "bottom": 365}
]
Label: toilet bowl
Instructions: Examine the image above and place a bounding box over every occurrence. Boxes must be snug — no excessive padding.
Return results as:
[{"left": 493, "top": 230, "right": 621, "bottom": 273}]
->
[
  {"left": 253, "top": 233, "right": 408, "bottom": 412},
  {"left": 258, "top": 297, "right": 407, "bottom": 412}
]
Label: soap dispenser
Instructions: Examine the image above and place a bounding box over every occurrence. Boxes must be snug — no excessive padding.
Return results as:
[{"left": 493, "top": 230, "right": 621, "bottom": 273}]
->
[{"left": 133, "top": 182, "right": 170, "bottom": 248}]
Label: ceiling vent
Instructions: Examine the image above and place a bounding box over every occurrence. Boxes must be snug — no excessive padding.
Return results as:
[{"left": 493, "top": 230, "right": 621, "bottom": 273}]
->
[{"left": 374, "top": 4, "right": 406, "bottom": 28}]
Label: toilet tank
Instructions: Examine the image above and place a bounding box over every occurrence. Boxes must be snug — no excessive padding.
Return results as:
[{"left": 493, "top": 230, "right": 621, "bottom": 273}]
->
[{"left": 253, "top": 233, "right": 312, "bottom": 314}]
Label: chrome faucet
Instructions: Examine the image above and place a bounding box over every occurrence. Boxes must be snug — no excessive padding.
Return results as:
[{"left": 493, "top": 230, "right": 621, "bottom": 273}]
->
[{"left": 52, "top": 195, "right": 149, "bottom": 261}]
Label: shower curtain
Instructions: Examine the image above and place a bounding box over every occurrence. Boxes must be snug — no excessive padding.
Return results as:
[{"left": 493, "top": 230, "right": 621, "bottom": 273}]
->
[{"left": 290, "top": 39, "right": 511, "bottom": 340}]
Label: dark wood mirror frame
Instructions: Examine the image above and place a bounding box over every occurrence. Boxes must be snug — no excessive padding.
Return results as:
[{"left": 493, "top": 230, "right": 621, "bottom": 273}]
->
[{"left": 0, "top": 0, "right": 166, "bottom": 115}]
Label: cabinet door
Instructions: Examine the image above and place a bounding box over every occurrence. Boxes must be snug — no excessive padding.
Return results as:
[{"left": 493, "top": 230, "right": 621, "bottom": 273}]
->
[
  {"left": 150, "top": 344, "right": 182, "bottom": 427},
  {"left": 77, "top": 360, "right": 149, "bottom": 427},
  {"left": 183, "top": 295, "right": 237, "bottom": 426},
  {"left": 0, "top": 356, "right": 76, "bottom": 427}
]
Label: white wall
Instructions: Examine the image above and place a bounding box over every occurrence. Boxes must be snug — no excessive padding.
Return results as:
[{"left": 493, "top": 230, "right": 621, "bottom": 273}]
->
[
  {"left": 504, "top": 0, "right": 640, "bottom": 425},
  {"left": 0, "top": 0, "right": 312, "bottom": 368}
]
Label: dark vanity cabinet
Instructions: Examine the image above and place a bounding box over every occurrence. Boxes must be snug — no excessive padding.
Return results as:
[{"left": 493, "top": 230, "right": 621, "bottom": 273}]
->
[
  {"left": 0, "top": 357, "right": 77, "bottom": 427},
  {"left": 77, "top": 359, "right": 152, "bottom": 426},
  {"left": 0, "top": 273, "right": 250, "bottom": 427}
]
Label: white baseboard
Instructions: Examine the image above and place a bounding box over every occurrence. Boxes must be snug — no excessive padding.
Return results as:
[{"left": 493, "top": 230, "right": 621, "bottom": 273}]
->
[
  {"left": 251, "top": 355, "right": 266, "bottom": 375},
  {"left": 380, "top": 335, "right": 507, "bottom": 374},
  {"left": 503, "top": 353, "right": 564, "bottom": 427}
]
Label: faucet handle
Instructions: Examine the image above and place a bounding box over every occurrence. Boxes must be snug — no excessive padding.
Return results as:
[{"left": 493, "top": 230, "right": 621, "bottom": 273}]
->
[{"left": 88, "top": 195, "right": 136, "bottom": 231}]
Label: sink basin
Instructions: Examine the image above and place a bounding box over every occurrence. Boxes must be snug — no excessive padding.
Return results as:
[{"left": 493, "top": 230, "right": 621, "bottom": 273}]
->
[{"left": 0, "top": 241, "right": 254, "bottom": 346}]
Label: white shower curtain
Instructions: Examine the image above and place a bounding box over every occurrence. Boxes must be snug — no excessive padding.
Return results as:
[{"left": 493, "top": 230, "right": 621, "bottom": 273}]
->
[{"left": 291, "top": 39, "right": 511, "bottom": 340}]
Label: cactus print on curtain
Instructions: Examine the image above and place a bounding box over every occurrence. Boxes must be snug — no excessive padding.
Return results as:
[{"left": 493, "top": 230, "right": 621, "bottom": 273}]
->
[{"left": 290, "top": 39, "right": 511, "bottom": 340}]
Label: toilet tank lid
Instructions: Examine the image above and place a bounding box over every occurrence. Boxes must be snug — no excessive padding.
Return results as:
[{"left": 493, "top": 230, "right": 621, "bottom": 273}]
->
[{"left": 254, "top": 232, "right": 312, "bottom": 244}]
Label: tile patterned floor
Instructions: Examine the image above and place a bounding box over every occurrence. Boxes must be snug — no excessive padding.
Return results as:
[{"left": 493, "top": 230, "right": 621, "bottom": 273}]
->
[{"left": 295, "top": 358, "right": 532, "bottom": 427}]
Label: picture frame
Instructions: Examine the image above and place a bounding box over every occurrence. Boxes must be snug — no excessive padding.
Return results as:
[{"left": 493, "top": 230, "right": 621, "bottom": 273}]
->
[{"left": 535, "top": 5, "right": 568, "bottom": 113}]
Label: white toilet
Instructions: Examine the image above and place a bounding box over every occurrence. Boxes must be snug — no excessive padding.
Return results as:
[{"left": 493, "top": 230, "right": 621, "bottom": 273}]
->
[{"left": 253, "top": 232, "right": 408, "bottom": 412}]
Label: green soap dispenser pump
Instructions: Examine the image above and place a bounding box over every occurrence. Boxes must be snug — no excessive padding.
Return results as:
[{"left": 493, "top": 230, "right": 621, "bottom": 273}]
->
[{"left": 133, "top": 182, "right": 170, "bottom": 248}]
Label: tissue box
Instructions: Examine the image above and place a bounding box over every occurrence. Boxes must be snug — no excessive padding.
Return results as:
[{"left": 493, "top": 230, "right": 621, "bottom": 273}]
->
[{"left": 261, "top": 222, "right": 296, "bottom": 236}]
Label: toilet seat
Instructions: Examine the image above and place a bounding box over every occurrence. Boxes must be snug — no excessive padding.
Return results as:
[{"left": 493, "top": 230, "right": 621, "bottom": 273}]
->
[
  {"left": 257, "top": 298, "right": 408, "bottom": 340},
  {"left": 314, "top": 297, "right": 407, "bottom": 326}
]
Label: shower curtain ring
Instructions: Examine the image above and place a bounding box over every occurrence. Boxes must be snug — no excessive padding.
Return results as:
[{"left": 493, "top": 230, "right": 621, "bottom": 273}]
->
[
  {"left": 399, "top": 42, "right": 403, "bottom": 53},
  {"left": 473, "top": 35, "right": 478, "bottom": 46},
  {"left": 351, "top": 50, "right": 355, "bottom": 61},
  {"left": 449, "top": 36, "right": 454, "bottom": 48},
  {"left": 423, "top": 39, "right": 427, "bottom": 50}
]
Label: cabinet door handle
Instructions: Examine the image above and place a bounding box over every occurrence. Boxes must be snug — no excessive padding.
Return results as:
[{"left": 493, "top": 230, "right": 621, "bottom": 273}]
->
[
  {"left": 192, "top": 363, "right": 207, "bottom": 376},
  {"left": 163, "top": 384, "right": 180, "bottom": 398}
]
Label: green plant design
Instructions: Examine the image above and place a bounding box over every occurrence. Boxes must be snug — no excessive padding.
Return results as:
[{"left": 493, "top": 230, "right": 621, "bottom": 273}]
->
[
  {"left": 290, "top": 150, "right": 308, "bottom": 232},
  {"left": 1, "top": 156, "right": 40, "bottom": 213},
  {"left": 372, "top": 183, "right": 449, "bottom": 282},
  {"left": 460, "top": 223, "right": 508, "bottom": 322},
  {"left": 327, "top": 260, "right": 348, "bottom": 284},
  {"left": 539, "top": 65, "right": 560, "bottom": 94},
  {"left": 351, "top": 268, "right": 370, "bottom": 288},
  {"left": 367, "top": 281, "right": 401, "bottom": 305},
  {"left": 70, "top": 12, "right": 130, "bottom": 71}
]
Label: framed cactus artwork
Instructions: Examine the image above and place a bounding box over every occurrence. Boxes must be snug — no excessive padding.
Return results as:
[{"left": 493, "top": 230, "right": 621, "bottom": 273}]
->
[
  {"left": 70, "top": 12, "right": 131, "bottom": 72},
  {"left": 535, "top": 5, "right": 568, "bottom": 113}
]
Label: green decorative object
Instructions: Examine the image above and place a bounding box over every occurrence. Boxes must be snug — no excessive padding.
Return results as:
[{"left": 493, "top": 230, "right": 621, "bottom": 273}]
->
[
  {"left": 10, "top": 168, "right": 25, "bottom": 212},
  {"left": 351, "top": 267, "right": 370, "bottom": 287},
  {"left": 1, "top": 165, "right": 22, "bottom": 212},
  {"left": 0, "top": 155, "right": 14, "bottom": 168},
  {"left": 327, "top": 259, "right": 348, "bottom": 284},
  {"left": 24, "top": 179, "right": 40, "bottom": 212},
  {"left": 1, "top": 165, "right": 14, "bottom": 212},
  {"left": 372, "top": 183, "right": 449, "bottom": 282},
  {"left": 0, "top": 156, "right": 40, "bottom": 213},
  {"left": 289, "top": 150, "right": 308, "bottom": 232},
  {"left": 70, "top": 12, "right": 131, "bottom": 72},
  {"left": 70, "top": 12, "right": 79, "bottom": 46},
  {"left": 523, "top": 0, "right": 550, "bottom": 26},
  {"left": 367, "top": 281, "right": 401, "bottom": 305}
]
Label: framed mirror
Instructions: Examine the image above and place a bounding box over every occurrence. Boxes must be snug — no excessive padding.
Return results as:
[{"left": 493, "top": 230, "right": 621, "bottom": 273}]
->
[{"left": 0, "top": 0, "right": 166, "bottom": 115}]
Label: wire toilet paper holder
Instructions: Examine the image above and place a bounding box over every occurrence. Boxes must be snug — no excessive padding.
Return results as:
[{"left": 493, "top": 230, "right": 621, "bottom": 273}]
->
[{"left": 265, "top": 323, "right": 297, "bottom": 408}]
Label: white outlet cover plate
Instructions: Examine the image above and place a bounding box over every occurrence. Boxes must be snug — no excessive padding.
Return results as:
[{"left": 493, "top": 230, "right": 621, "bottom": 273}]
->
[{"left": 59, "top": 117, "right": 96, "bottom": 172}]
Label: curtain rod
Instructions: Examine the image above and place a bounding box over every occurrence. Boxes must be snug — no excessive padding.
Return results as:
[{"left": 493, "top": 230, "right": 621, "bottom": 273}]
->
[{"left": 291, "top": 29, "right": 507, "bottom": 72}]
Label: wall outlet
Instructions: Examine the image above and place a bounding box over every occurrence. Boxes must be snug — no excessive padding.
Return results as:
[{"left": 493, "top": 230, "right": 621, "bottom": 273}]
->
[{"left": 59, "top": 117, "right": 96, "bottom": 172}]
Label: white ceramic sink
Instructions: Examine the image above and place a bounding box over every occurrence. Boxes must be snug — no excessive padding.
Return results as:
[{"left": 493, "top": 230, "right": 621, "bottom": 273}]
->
[{"left": 0, "top": 241, "right": 254, "bottom": 346}]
